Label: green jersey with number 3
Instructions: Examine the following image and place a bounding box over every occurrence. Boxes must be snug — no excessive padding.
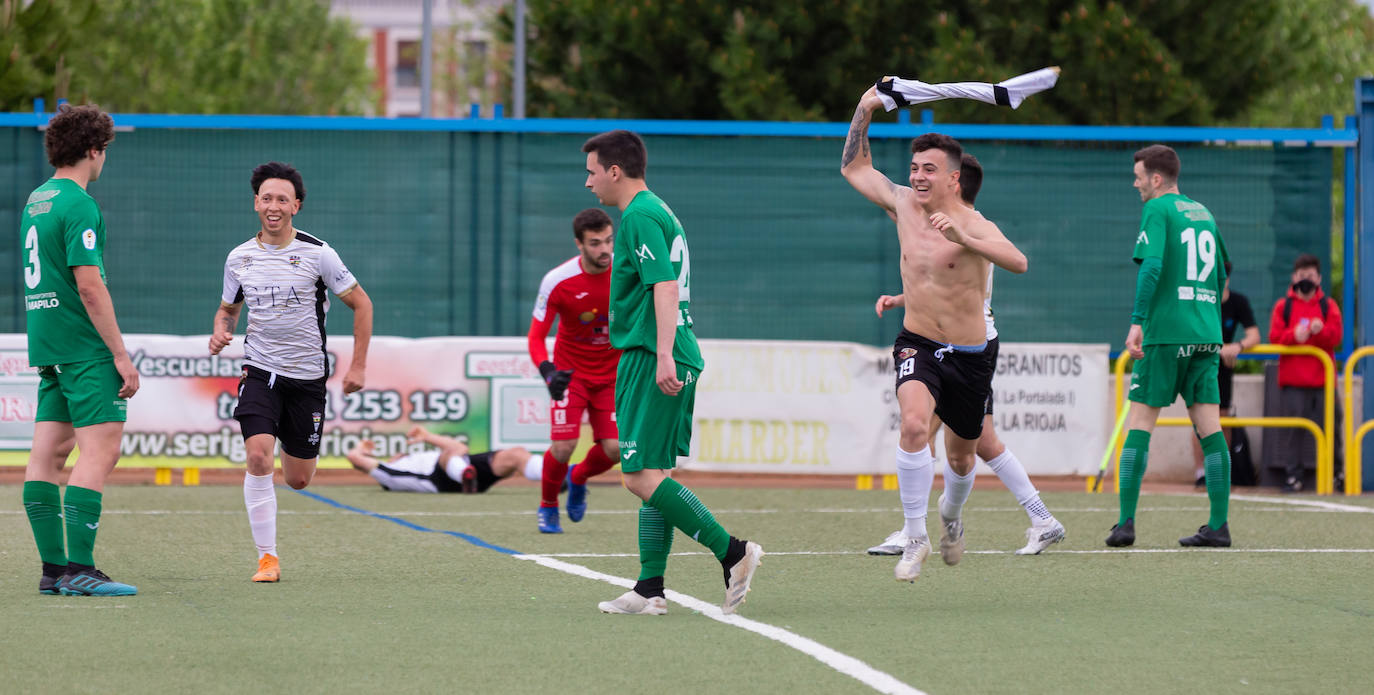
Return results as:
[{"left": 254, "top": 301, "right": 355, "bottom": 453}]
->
[
  {"left": 1132, "top": 192, "right": 1228, "bottom": 345},
  {"left": 609, "top": 190, "right": 704, "bottom": 370},
  {"left": 20, "top": 178, "right": 111, "bottom": 366}
]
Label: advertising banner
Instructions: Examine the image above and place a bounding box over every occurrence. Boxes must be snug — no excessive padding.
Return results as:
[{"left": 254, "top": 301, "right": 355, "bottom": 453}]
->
[
  {"left": 0, "top": 335, "right": 1108, "bottom": 475},
  {"left": 689, "top": 340, "right": 1110, "bottom": 476}
]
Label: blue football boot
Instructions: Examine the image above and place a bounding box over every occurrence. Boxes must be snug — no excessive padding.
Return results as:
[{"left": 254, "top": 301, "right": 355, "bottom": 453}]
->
[
  {"left": 537, "top": 506, "right": 563, "bottom": 534},
  {"left": 566, "top": 467, "right": 588, "bottom": 523}
]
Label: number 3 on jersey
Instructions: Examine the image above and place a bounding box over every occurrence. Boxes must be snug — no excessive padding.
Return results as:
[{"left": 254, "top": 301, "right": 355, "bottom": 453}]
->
[
  {"left": 24, "top": 226, "right": 41, "bottom": 289},
  {"left": 670, "top": 235, "right": 692, "bottom": 326}
]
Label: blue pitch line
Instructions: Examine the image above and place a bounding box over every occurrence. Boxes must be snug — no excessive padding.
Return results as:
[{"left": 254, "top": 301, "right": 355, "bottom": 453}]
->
[{"left": 291, "top": 488, "right": 521, "bottom": 555}]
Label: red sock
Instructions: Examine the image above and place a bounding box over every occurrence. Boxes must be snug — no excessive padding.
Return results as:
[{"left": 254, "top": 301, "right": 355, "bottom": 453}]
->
[
  {"left": 571, "top": 445, "right": 617, "bottom": 485},
  {"left": 540, "top": 450, "right": 568, "bottom": 508}
]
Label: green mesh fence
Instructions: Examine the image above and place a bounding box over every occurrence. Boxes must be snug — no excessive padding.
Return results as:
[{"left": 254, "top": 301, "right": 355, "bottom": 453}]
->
[{"left": 2, "top": 125, "right": 1332, "bottom": 346}]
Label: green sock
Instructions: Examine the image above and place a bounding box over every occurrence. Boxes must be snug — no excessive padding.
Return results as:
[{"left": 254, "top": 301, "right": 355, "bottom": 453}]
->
[
  {"left": 648, "top": 478, "right": 730, "bottom": 560},
  {"left": 63, "top": 485, "right": 103, "bottom": 567},
  {"left": 1117, "top": 430, "right": 1151, "bottom": 525},
  {"left": 637, "top": 503, "right": 675, "bottom": 581},
  {"left": 23, "top": 481, "right": 67, "bottom": 566},
  {"left": 1200, "top": 431, "right": 1231, "bottom": 529}
]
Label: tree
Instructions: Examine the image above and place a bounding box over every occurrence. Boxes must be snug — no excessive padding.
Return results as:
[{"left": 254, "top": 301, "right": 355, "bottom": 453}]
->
[
  {"left": 1, "top": 0, "right": 373, "bottom": 115},
  {"left": 500, "top": 0, "right": 1358, "bottom": 126},
  {"left": 0, "top": 0, "right": 99, "bottom": 111},
  {"left": 1238, "top": 0, "right": 1374, "bottom": 126}
]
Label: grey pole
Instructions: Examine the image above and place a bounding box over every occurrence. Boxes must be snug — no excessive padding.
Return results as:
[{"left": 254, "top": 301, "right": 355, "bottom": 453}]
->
[
  {"left": 514, "top": 0, "right": 526, "bottom": 118},
  {"left": 421, "top": 0, "right": 434, "bottom": 118}
]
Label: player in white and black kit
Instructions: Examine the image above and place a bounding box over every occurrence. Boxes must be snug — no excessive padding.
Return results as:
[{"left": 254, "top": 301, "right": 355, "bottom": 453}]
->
[
  {"left": 209, "top": 161, "right": 374, "bottom": 584},
  {"left": 345, "top": 426, "right": 543, "bottom": 493},
  {"left": 868, "top": 153, "right": 1065, "bottom": 556}
]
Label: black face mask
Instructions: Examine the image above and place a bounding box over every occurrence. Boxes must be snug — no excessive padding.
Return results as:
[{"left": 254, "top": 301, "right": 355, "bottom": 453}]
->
[{"left": 1292, "top": 279, "right": 1318, "bottom": 294}]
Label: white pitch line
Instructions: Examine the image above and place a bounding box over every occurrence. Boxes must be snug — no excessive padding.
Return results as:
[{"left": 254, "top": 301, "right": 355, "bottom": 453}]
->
[
  {"left": 514, "top": 553, "right": 924, "bottom": 695},
  {"left": 536, "top": 548, "right": 1374, "bottom": 558},
  {"left": 0, "top": 500, "right": 1367, "bottom": 518},
  {"left": 1228, "top": 493, "right": 1374, "bottom": 514}
]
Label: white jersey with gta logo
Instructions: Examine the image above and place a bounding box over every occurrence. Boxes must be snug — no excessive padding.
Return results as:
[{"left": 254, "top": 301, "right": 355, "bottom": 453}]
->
[{"left": 220, "top": 229, "right": 358, "bottom": 380}]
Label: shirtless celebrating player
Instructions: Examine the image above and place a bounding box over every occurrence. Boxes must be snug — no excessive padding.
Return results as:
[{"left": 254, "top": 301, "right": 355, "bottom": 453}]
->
[{"left": 841, "top": 83, "right": 1027, "bottom": 582}]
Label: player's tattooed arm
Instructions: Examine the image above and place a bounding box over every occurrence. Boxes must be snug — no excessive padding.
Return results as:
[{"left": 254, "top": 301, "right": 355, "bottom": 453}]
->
[
  {"left": 209, "top": 302, "right": 242, "bottom": 355},
  {"left": 841, "top": 85, "right": 901, "bottom": 212},
  {"left": 841, "top": 104, "right": 873, "bottom": 169}
]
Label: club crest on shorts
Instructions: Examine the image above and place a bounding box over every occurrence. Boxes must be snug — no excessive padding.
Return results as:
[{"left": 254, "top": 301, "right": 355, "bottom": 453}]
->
[
  {"left": 312, "top": 411, "right": 322, "bottom": 432},
  {"left": 898, "top": 347, "right": 917, "bottom": 360}
]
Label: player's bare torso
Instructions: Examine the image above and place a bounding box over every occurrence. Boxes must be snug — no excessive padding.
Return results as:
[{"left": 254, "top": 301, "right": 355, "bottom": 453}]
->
[{"left": 894, "top": 191, "right": 989, "bottom": 345}]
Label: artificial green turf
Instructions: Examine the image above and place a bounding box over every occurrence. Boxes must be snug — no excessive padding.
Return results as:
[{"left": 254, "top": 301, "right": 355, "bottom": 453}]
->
[{"left": 1, "top": 484, "right": 1370, "bottom": 694}]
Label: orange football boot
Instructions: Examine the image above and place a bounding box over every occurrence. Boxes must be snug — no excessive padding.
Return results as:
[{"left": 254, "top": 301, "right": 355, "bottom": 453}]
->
[{"left": 252, "top": 553, "right": 280, "bottom": 582}]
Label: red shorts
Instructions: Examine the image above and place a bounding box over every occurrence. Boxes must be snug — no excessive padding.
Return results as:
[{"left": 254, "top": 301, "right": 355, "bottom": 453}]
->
[{"left": 551, "top": 377, "right": 617, "bottom": 441}]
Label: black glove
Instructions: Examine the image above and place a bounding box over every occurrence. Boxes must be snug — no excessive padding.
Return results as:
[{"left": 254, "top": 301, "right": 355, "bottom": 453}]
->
[{"left": 539, "top": 361, "right": 574, "bottom": 401}]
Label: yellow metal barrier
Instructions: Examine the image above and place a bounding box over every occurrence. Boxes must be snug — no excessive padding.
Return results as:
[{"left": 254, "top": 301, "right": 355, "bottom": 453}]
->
[
  {"left": 1340, "top": 346, "right": 1374, "bottom": 495},
  {"left": 1107, "top": 345, "right": 1337, "bottom": 494},
  {"left": 1354, "top": 420, "right": 1374, "bottom": 493}
]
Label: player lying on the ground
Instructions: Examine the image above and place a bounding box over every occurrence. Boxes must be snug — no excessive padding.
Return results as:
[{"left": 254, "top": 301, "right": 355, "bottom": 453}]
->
[{"left": 346, "top": 426, "right": 540, "bottom": 494}]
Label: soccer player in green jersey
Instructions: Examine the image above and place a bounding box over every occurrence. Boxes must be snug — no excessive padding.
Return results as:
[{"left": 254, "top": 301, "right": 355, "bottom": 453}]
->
[
  {"left": 580, "top": 130, "right": 763, "bottom": 616},
  {"left": 20, "top": 104, "right": 141, "bottom": 596},
  {"left": 1108, "top": 144, "right": 1234, "bottom": 548}
]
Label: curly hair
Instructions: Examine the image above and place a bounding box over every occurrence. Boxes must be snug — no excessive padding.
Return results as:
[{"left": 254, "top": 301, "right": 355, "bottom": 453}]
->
[{"left": 45, "top": 104, "right": 114, "bottom": 168}]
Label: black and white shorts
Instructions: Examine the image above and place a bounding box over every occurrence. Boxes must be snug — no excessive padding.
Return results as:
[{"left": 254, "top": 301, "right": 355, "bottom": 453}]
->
[
  {"left": 234, "top": 365, "right": 328, "bottom": 459},
  {"left": 893, "top": 329, "right": 995, "bottom": 441},
  {"left": 371, "top": 452, "right": 499, "bottom": 494}
]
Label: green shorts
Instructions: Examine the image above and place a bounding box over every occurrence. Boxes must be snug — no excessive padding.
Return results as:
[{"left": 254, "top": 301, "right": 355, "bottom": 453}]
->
[
  {"left": 1129, "top": 344, "right": 1221, "bottom": 408},
  {"left": 614, "top": 348, "right": 699, "bottom": 473},
  {"left": 35, "top": 358, "right": 128, "bottom": 428}
]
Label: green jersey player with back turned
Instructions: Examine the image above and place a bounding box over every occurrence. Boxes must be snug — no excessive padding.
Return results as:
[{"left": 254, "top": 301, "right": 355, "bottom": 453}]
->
[
  {"left": 580, "top": 129, "right": 763, "bottom": 616},
  {"left": 20, "top": 104, "right": 141, "bottom": 597},
  {"left": 1108, "top": 144, "right": 1233, "bottom": 549}
]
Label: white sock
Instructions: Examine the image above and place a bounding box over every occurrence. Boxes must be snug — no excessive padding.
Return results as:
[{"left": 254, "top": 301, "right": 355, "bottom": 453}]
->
[
  {"left": 243, "top": 472, "right": 278, "bottom": 558},
  {"left": 939, "top": 459, "right": 975, "bottom": 520},
  {"left": 523, "top": 454, "right": 543, "bottom": 481},
  {"left": 985, "top": 449, "right": 1053, "bottom": 524},
  {"left": 895, "top": 445, "right": 934, "bottom": 539}
]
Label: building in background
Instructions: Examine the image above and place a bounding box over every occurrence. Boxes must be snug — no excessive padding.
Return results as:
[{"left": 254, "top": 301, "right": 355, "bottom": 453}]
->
[{"left": 332, "top": 0, "right": 508, "bottom": 118}]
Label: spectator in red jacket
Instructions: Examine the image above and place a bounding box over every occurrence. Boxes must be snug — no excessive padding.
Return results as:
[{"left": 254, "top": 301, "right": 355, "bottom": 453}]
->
[{"left": 1268, "top": 253, "right": 1343, "bottom": 492}]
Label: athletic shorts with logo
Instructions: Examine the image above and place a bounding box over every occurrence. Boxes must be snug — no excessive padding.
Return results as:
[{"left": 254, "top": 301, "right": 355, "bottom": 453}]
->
[
  {"left": 615, "top": 347, "right": 698, "bottom": 473},
  {"left": 551, "top": 377, "right": 617, "bottom": 441},
  {"left": 371, "top": 451, "right": 500, "bottom": 493},
  {"left": 233, "top": 365, "right": 327, "bottom": 459},
  {"left": 35, "top": 358, "right": 128, "bottom": 428},
  {"left": 893, "top": 329, "right": 994, "bottom": 441},
  {"left": 1129, "top": 343, "right": 1221, "bottom": 408}
]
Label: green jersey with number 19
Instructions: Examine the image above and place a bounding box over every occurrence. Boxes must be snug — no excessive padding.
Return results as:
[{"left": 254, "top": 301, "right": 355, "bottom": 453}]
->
[
  {"left": 1132, "top": 192, "right": 1228, "bottom": 345},
  {"left": 609, "top": 190, "right": 704, "bottom": 370},
  {"left": 20, "top": 178, "right": 111, "bottom": 366}
]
